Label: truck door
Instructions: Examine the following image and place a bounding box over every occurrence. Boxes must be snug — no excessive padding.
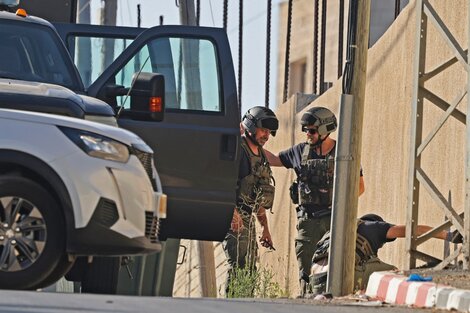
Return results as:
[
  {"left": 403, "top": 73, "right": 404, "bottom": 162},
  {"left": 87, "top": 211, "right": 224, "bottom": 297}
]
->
[{"left": 55, "top": 24, "right": 240, "bottom": 241}]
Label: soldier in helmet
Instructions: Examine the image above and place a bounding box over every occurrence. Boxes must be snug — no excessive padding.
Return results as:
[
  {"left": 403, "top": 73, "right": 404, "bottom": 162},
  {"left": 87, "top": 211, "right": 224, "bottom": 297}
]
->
[
  {"left": 223, "top": 106, "right": 278, "bottom": 297},
  {"left": 265, "top": 106, "right": 365, "bottom": 297}
]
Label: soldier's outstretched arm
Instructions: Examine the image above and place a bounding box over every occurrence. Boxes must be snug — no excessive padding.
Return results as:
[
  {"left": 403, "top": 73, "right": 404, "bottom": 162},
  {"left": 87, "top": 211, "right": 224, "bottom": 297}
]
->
[
  {"left": 386, "top": 225, "right": 462, "bottom": 243},
  {"left": 264, "top": 149, "right": 284, "bottom": 167}
]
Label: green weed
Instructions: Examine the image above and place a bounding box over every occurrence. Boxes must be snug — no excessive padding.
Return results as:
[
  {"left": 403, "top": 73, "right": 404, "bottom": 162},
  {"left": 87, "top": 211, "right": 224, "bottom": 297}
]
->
[{"left": 226, "top": 266, "right": 286, "bottom": 298}]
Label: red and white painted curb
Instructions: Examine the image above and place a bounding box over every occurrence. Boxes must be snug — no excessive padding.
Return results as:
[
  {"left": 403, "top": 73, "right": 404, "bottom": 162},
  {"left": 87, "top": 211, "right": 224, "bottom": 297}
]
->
[{"left": 365, "top": 271, "right": 470, "bottom": 312}]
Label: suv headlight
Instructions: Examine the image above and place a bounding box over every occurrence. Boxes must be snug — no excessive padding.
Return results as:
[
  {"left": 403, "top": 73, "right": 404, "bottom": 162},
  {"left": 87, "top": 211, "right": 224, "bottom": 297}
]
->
[{"left": 59, "top": 126, "right": 130, "bottom": 163}]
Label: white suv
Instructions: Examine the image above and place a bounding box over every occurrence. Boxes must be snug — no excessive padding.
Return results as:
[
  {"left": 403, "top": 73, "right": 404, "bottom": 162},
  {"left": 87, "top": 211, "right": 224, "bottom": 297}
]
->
[{"left": 0, "top": 109, "right": 166, "bottom": 290}]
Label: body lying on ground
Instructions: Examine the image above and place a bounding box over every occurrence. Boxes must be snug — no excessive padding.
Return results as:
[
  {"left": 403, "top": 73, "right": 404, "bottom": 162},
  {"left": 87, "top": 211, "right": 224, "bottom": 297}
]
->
[{"left": 309, "top": 213, "right": 463, "bottom": 294}]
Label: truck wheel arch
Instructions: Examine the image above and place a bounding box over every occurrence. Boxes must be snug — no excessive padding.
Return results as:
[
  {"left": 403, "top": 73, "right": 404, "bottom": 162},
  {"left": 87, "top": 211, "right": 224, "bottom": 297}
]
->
[{"left": 0, "top": 149, "right": 75, "bottom": 245}]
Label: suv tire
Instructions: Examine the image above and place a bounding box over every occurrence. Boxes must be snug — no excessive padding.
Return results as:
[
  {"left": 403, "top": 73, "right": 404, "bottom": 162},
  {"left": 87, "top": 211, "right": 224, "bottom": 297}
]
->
[{"left": 0, "top": 176, "right": 67, "bottom": 289}]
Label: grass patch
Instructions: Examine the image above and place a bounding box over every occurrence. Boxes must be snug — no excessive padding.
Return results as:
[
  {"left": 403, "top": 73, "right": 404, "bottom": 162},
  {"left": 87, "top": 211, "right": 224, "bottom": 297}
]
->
[{"left": 226, "top": 266, "right": 287, "bottom": 298}]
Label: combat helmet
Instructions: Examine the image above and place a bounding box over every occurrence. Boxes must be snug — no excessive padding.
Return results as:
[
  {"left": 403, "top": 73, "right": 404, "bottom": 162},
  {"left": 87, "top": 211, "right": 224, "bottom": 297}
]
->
[
  {"left": 241, "top": 106, "right": 279, "bottom": 137},
  {"left": 301, "top": 107, "right": 337, "bottom": 137},
  {"left": 360, "top": 214, "right": 384, "bottom": 222}
]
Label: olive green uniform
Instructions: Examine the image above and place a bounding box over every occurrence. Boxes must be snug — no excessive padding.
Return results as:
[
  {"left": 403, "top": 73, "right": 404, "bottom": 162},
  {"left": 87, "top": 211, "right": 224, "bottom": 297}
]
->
[
  {"left": 279, "top": 142, "right": 335, "bottom": 295},
  {"left": 223, "top": 137, "right": 275, "bottom": 296}
]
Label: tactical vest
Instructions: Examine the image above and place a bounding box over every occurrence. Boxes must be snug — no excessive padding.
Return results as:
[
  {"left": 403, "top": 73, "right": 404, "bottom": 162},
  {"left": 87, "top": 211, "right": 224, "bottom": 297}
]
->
[
  {"left": 312, "top": 221, "right": 374, "bottom": 267},
  {"left": 297, "top": 144, "right": 335, "bottom": 208},
  {"left": 238, "top": 138, "right": 275, "bottom": 211}
]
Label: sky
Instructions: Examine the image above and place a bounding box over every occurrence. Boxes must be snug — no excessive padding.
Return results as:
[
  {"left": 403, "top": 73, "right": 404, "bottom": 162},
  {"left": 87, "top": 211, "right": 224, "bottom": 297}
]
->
[{"left": 89, "top": 0, "right": 283, "bottom": 117}]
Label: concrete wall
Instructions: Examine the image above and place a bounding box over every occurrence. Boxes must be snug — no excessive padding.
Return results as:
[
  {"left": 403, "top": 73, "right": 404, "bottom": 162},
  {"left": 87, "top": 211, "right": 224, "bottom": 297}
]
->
[
  {"left": 304, "top": 0, "right": 467, "bottom": 273},
  {"left": 275, "top": 0, "right": 467, "bottom": 277},
  {"left": 174, "top": 0, "right": 468, "bottom": 297},
  {"left": 173, "top": 241, "right": 227, "bottom": 297},
  {"left": 276, "top": 0, "right": 410, "bottom": 99}
]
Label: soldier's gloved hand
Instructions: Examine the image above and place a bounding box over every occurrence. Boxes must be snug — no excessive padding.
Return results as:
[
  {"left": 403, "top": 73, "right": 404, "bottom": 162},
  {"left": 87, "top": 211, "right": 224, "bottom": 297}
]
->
[
  {"left": 230, "top": 209, "right": 244, "bottom": 233},
  {"left": 447, "top": 230, "right": 463, "bottom": 243}
]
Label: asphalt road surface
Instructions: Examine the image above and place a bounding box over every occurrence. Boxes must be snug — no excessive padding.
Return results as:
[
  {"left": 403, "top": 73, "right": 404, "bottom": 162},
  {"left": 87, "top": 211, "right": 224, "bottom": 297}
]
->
[{"left": 0, "top": 290, "right": 444, "bottom": 313}]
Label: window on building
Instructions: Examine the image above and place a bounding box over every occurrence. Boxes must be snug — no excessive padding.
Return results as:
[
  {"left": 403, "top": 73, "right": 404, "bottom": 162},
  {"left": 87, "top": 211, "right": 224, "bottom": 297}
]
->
[{"left": 289, "top": 58, "right": 307, "bottom": 97}]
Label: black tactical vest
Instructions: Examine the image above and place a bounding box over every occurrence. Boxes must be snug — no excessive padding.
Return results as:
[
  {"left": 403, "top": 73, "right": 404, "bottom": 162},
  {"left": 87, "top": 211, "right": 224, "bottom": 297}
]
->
[
  {"left": 297, "top": 144, "right": 335, "bottom": 209},
  {"left": 238, "top": 138, "right": 275, "bottom": 211}
]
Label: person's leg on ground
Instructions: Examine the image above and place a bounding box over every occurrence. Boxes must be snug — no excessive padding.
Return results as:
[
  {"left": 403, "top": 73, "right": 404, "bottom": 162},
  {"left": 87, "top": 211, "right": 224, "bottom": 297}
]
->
[{"left": 354, "top": 256, "right": 397, "bottom": 291}]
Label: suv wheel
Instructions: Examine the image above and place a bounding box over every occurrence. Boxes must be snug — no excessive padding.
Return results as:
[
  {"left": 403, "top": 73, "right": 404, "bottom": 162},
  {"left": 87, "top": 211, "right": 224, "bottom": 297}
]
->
[{"left": 0, "top": 176, "right": 67, "bottom": 289}]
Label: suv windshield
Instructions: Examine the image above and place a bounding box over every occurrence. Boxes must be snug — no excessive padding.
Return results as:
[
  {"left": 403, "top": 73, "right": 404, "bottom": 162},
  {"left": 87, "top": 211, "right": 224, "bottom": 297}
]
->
[{"left": 0, "top": 20, "right": 82, "bottom": 91}]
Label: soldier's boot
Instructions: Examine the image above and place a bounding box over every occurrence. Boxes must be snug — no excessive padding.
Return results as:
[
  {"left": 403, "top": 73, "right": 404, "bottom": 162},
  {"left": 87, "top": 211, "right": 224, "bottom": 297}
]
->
[{"left": 297, "top": 271, "right": 310, "bottom": 298}]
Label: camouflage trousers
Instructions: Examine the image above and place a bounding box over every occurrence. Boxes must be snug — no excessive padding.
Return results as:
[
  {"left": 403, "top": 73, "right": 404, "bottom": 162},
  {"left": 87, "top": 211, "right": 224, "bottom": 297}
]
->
[
  {"left": 310, "top": 256, "right": 397, "bottom": 295},
  {"left": 354, "top": 256, "right": 397, "bottom": 290},
  {"left": 295, "top": 214, "right": 331, "bottom": 283},
  {"left": 222, "top": 214, "right": 258, "bottom": 296}
]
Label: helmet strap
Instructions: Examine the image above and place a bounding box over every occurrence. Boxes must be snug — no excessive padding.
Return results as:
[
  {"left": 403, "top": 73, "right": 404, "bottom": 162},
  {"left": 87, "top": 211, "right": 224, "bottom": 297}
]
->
[
  {"left": 309, "top": 133, "right": 330, "bottom": 155},
  {"left": 245, "top": 130, "right": 261, "bottom": 147}
]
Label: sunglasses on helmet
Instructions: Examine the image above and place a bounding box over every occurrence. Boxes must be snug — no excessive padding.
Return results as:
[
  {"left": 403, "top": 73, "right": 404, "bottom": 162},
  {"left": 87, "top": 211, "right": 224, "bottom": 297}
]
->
[{"left": 258, "top": 117, "right": 279, "bottom": 131}]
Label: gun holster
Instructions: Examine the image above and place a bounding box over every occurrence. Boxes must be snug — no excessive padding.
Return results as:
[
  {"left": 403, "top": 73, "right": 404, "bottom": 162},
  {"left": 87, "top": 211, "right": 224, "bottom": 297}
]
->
[{"left": 289, "top": 180, "right": 299, "bottom": 204}]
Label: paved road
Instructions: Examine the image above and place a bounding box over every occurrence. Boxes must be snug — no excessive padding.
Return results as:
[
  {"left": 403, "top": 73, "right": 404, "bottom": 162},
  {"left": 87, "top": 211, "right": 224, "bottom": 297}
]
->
[{"left": 0, "top": 290, "right": 440, "bottom": 313}]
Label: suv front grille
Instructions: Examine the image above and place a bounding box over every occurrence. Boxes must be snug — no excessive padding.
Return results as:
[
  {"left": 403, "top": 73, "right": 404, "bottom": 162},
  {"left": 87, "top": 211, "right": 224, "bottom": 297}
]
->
[
  {"left": 132, "top": 148, "right": 157, "bottom": 191},
  {"left": 145, "top": 211, "right": 160, "bottom": 243}
]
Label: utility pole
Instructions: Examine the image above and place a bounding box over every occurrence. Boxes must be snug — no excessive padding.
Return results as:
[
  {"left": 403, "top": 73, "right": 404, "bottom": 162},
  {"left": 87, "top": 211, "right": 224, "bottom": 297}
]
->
[
  {"left": 465, "top": 0, "right": 470, "bottom": 271},
  {"left": 327, "top": 0, "right": 371, "bottom": 296},
  {"left": 179, "top": 0, "right": 197, "bottom": 26},
  {"left": 179, "top": 0, "right": 216, "bottom": 297},
  {"left": 178, "top": 0, "right": 202, "bottom": 110},
  {"left": 76, "top": 0, "right": 91, "bottom": 86},
  {"left": 100, "top": 0, "right": 117, "bottom": 70}
]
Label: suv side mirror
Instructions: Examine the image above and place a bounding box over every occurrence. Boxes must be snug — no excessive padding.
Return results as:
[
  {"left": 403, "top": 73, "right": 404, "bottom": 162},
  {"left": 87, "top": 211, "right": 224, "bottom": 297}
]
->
[{"left": 127, "top": 72, "right": 165, "bottom": 122}]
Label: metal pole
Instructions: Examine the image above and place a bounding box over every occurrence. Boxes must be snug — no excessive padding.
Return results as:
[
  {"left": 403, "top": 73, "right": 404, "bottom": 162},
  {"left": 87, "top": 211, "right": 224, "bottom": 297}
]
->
[
  {"left": 179, "top": 0, "right": 202, "bottom": 110},
  {"left": 312, "top": 0, "right": 319, "bottom": 94},
  {"left": 319, "top": 0, "right": 327, "bottom": 93},
  {"left": 405, "top": 0, "right": 426, "bottom": 270},
  {"left": 394, "top": 0, "right": 401, "bottom": 19},
  {"left": 100, "top": 0, "right": 117, "bottom": 71},
  {"left": 238, "top": 0, "right": 244, "bottom": 113},
  {"left": 327, "top": 0, "right": 371, "bottom": 296},
  {"left": 196, "top": 0, "right": 200, "bottom": 26},
  {"left": 76, "top": 0, "right": 91, "bottom": 86},
  {"left": 179, "top": 0, "right": 196, "bottom": 25},
  {"left": 464, "top": 0, "right": 470, "bottom": 270},
  {"left": 337, "top": 0, "right": 345, "bottom": 79},
  {"left": 265, "top": 0, "right": 272, "bottom": 108},
  {"left": 282, "top": 0, "right": 293, "bottom": 103},
  {"left": 134, "top": 4, "right": 142, "bottom": 73},
  {"left": 179, "top": 0, "right": 217, "bottom": 296},
  {"left": 223, "top": 0, "right": 228, "bottom": 31}
]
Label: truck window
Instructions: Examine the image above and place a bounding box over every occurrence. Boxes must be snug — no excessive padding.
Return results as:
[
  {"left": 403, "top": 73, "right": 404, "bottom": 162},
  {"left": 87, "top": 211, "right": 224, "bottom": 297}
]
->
[
  {"left": 0, "top": 20, "right": 80, "bottom": 91},
  {"left": 69, "top": 35, "right": 222, "bottom": 113},
  {"left": 73, "top": 36, "right": 134, "bottom": 88}
]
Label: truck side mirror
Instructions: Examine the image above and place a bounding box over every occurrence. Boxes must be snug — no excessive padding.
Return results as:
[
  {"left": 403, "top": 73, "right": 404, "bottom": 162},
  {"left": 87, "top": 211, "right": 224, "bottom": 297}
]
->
[{"left": 129, "top": 72, "right": 165, "bottom": 122}]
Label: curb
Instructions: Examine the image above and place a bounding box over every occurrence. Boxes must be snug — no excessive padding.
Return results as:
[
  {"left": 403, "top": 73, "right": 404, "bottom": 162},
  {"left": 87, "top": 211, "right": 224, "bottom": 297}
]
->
[{"left": 365, "top": 271, "right": 470, "bottom": 312}]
